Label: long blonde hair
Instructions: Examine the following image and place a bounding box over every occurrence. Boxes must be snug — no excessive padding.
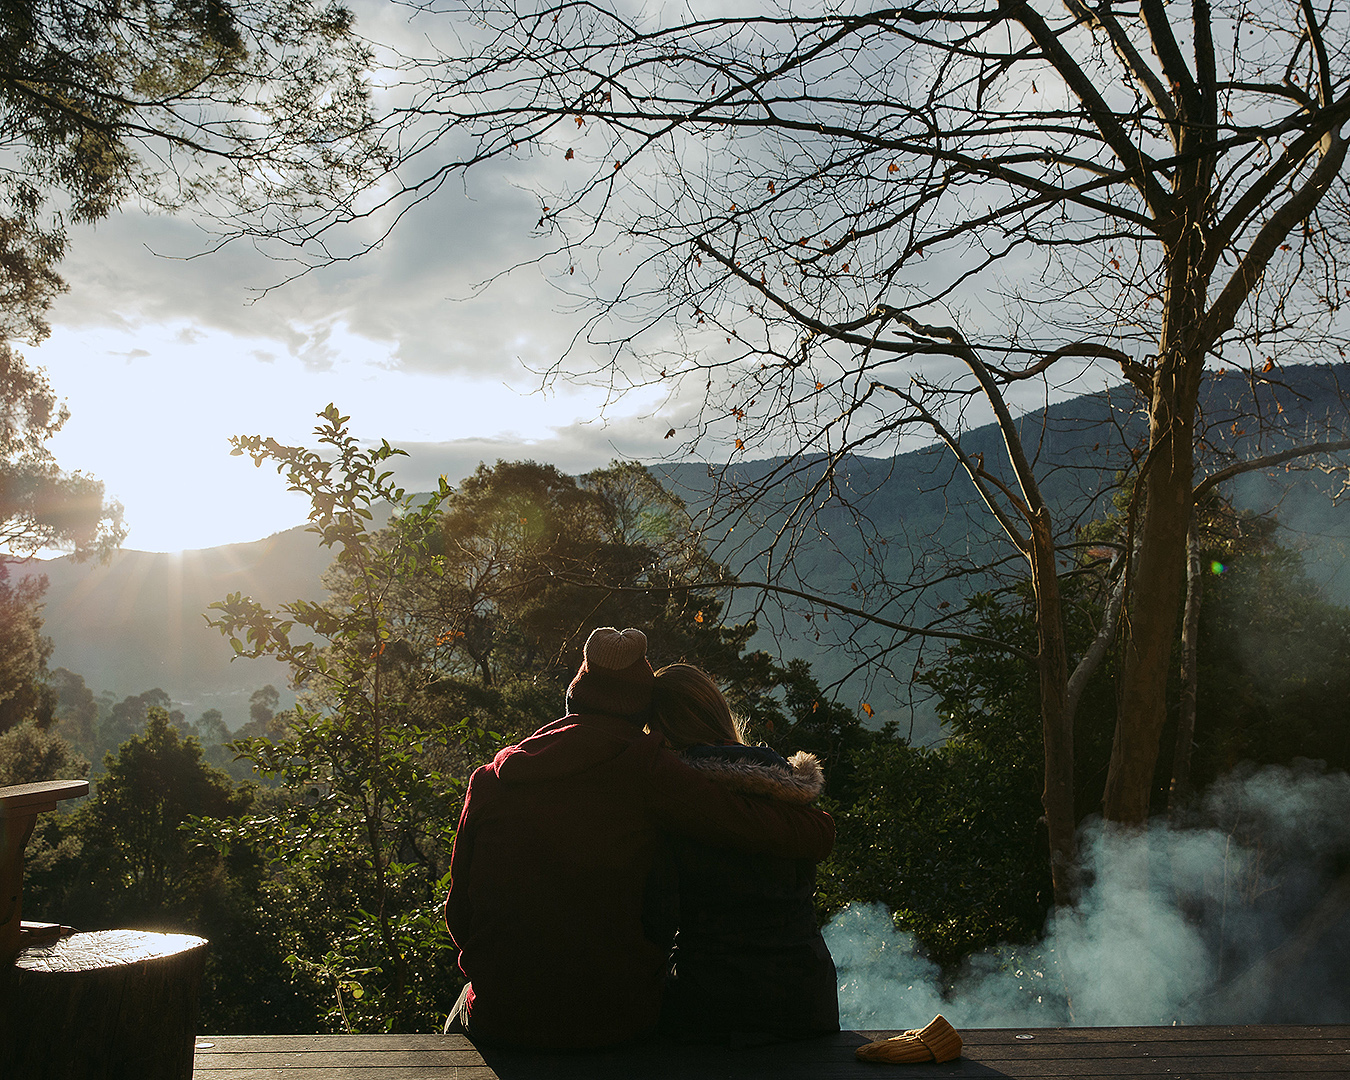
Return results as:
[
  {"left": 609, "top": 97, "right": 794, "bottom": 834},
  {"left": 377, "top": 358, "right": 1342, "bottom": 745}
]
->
[{"left": 650, "top": 664, "right": 746, "bottom": 750}]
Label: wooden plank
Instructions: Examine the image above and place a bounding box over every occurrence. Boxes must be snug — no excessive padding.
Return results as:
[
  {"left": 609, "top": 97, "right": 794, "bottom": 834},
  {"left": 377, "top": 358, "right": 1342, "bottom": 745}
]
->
[
  {"left": 196, "top": 1070, "right": 500, "bottom": 1080},
  {"left": 196, "top": 1035, "right": 476, "bottom": 1052},
  {"left": 950, "top": 1025, "right": 1350, "bottom": 1043},
  {"left": 194, "top": 1048, "right": 487, "bottom": 1067},
  {"left": 192, "top": 1027, "right": 1350, "bottom": 1080},
  {"left": 967, "top": 1045, "right": 1350, "bottom": 1063},
  {"left": 947, "top": 1034, "right": 1350, "bottom": 1060},
  {"left": 467, "top": 1027, "right": 1350, "bottom": 1080}
]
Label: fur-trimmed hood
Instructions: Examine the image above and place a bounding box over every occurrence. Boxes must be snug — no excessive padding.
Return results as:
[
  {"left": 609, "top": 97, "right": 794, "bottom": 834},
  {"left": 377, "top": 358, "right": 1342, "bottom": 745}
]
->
[{"left": 680, "top": 745, "right": 825, "bottom": 804}]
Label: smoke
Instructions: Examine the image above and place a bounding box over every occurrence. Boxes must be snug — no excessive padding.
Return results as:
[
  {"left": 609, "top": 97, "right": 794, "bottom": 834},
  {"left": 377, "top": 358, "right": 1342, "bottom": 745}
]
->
[{"left": 825, "top": 762, "right": 1350, "bottom": 1028}]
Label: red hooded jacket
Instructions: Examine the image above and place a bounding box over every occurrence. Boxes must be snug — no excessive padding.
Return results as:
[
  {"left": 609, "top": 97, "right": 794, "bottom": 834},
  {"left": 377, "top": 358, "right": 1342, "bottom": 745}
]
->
[{"left": 444, "top": 711, "right": 835, "bottom": 1048}]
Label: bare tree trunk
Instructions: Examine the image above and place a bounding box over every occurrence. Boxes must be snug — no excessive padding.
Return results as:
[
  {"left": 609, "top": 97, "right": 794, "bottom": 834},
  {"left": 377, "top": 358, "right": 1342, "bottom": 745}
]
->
[
  {"left": 1169, "top": 508, "right": 1203, "bottom": 821},
  {"left": 1028, "top": 507, "right": 1077, "bottom": 906},
  {"left": 1103, "top": 65, "right": 1213, "bottom": 819},
  {"left": 1104, "top": 353, "right": 1202, "bottom": 824}
]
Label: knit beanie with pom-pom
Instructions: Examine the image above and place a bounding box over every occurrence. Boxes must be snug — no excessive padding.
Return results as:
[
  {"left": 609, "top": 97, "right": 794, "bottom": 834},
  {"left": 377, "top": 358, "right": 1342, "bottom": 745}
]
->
[{"left": 565, "top": 627, "right": 654, "bottom": 720}]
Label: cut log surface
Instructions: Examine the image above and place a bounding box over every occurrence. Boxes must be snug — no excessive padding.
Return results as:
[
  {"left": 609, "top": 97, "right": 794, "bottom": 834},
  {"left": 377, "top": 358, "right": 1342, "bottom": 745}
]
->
[
  {"left": 1, "top": 929, "right": 208, "bottom": 1080},
  {"left": 191, "top": 1026, "right": 1350, "bottom": 1079}
]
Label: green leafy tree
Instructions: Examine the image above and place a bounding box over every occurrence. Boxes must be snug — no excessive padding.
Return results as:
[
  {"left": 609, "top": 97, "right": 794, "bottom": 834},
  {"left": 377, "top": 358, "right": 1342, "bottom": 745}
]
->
[
  {"left": 0, "top": 718, "right": 88, "bottom": 787},
  {"left": 0, "top": 563, "right": 55, "bottom": 732},
  {"left": 49, "top": 667, "right": 98, "bottom": 757},
  {"left": 95, "top": 689, "right": 179, "bottom": 763},
  {"left": 188, "top": 707, "right": 246, "bottom": 778},
  {"left": 237, "top": 685, "right": 285, "bottom": 740},
  {"left": 752, "top": 657, "right": 892, "bottom": 805},
  {"left": 67, "top": 708, "right": 250, "bottom": 921},
  {"left": 193, "top": 708, "right": 230, "bottom": 745},
  {"left": 434, "top": 458, "right": 763, "bottom": 688},
  {"left": 0, "top": 347, "right": 123, "bottom": 559},
  {"left": 207, "top": 406, "right": 474, "bottom": 1032},
  {"left": 0, "top": 0, "right": 383, "bottom": 345},
  {"left": 1182, "top": 523, "right": 1350, "bottom": 790}
]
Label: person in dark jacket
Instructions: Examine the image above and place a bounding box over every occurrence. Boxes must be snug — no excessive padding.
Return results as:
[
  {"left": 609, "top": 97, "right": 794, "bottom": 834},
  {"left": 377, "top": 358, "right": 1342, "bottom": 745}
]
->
[
  {"left": 443, "top": 628, "right": 835, "bottom": 1049},
  {"left": 647, "top": 663, "right": 840, "bottom": 1041}
]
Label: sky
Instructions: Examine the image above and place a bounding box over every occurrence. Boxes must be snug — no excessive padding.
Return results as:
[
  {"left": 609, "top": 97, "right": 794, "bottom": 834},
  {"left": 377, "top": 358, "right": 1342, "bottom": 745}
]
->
[
  {"left": 27, "top": 1, "right": 685, "bottom": 555},
  {"left": 23, "top": 1, "right": 1321, "bottom": 556}
]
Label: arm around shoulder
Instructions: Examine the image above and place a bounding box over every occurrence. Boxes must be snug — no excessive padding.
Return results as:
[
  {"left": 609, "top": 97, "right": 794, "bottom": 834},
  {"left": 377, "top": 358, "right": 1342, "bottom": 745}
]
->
[{"left": 645, "top": 746, "right": 835, "bottom": 860}]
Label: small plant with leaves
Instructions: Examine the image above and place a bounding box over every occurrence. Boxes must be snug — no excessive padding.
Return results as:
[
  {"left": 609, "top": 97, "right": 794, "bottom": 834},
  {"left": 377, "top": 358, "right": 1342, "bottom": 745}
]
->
[{"left": 207, "top": 405, "right": 487, "bottom": 1032}]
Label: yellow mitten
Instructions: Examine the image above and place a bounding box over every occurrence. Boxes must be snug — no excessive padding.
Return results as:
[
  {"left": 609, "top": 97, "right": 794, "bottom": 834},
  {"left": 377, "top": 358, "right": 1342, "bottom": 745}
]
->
[{"left": 854, "top": 1014, "right": 962, "bottom": 1064}]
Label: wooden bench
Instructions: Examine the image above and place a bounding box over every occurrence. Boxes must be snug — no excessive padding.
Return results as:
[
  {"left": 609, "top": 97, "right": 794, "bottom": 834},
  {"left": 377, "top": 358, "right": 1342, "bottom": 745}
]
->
[{"left": 1, "top": 778, "right": 88, "bottom": 958}]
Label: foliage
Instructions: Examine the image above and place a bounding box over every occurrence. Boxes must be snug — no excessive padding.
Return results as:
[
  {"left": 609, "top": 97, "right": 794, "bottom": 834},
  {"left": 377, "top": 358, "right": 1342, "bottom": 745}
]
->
[
  {"left": 820, "top": 735, "right": 1054, "bottom": 971},
  {"left": 749, "top": 657, "right": 886, "bottom": 805},
  {"left": 0, "top": 346, "right": 124, "bottom": 559},
  {"left": 0, "top": 0, "right": 383, "bottom": 344},
  {"left": 0, "top": 718, "right": 88, "bottom": 787},
  {"left": 1186, "top": 531, "right": 1350, "bottom": 786},
  {"left": 48, "top": 666, "right": 98, "bottom": 755},
  {"left": 206, "top": 406, "right": 480, "bottom": 1032},
  {"left": 237, "top": 685, "right": 285, "bottom": 740},
  {"left": 94, "top": 688, "right": 181, "bottom": 765},
  {"left": 0, "top": 562, "right": 55, "bottom": 732},
  {"left": 428, "top": 457, "right": 772, "bottom": 691},
  {"left": 61, "top": 708, "right": 251, "bottom": 919}
]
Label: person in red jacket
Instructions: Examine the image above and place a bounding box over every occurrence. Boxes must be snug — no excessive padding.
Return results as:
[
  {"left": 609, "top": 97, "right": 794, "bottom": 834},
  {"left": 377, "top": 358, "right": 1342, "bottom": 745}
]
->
[{"left": 443, "top": 627, "right": 835, "bottom": 1049}]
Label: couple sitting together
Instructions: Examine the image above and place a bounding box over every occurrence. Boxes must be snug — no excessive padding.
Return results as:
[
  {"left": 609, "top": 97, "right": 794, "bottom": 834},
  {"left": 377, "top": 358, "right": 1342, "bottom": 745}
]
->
[{"left": 444, "top": 626, "right": 840, "bottom": 1049}]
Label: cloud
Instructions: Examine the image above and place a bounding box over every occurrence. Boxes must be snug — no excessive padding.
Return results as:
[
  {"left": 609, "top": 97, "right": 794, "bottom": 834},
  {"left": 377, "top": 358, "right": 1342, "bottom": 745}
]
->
[
  {"left": 385, "top": 401, "right": 689, "bottom": 493},
  {"left": 47, "top": 146, "right": 579, "bottom": 384}
]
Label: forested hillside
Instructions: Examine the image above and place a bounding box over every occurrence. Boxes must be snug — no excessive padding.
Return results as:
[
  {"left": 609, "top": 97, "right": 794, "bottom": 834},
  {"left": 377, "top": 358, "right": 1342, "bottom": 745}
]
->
[
  {"left": 20, "top": 367, "right": 1350, "bottom": 736},
  {"left": 21, "top": 528, "right": 321, "bottom": 726}
]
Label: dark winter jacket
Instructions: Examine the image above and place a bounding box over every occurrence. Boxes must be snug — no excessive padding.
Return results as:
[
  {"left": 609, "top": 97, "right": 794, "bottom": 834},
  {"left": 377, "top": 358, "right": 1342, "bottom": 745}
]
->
[
  {"left": 444, "top": 713, "right": 835, "bottom": 1049},
  {"left": 656, "top": 743, "right": 841, "bottom": 1040}
]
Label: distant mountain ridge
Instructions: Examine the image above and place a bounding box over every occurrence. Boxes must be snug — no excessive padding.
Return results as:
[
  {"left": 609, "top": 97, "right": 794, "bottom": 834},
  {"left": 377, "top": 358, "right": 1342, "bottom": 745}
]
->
[
  {"left": 654, "top": 366, "right": 1350, "bottom": 719},
  {"left": 22, "top": 528, "right": 323, "bottom": 727},
  {"left": 20, "top": 367, "right": 1350, "bottom": 732}
]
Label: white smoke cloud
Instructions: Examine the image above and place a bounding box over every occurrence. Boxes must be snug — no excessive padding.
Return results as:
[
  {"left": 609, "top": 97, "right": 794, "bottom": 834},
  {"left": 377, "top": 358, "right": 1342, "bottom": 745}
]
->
[{"left": 825, "top": 762, "right": 1350, "bottom": 1029}]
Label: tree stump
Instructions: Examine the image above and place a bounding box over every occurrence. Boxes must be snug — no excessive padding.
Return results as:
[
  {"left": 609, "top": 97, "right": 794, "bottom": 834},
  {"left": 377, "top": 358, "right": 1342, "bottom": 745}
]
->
[{"left": 0, "top": 929, "right": 208, "bottom": 1080}]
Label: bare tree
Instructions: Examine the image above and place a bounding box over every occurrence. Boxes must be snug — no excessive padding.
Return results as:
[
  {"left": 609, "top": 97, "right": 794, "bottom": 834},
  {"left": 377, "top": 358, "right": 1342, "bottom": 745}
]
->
[{"left": 345, "top": 0, "right": 1350, "bottom": 903}]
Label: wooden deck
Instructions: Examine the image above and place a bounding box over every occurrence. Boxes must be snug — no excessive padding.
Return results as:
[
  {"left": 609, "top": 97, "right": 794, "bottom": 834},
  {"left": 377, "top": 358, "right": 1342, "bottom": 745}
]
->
[{"left": 193, "top": 1025, "right": 1350, "bottom": 1078}]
